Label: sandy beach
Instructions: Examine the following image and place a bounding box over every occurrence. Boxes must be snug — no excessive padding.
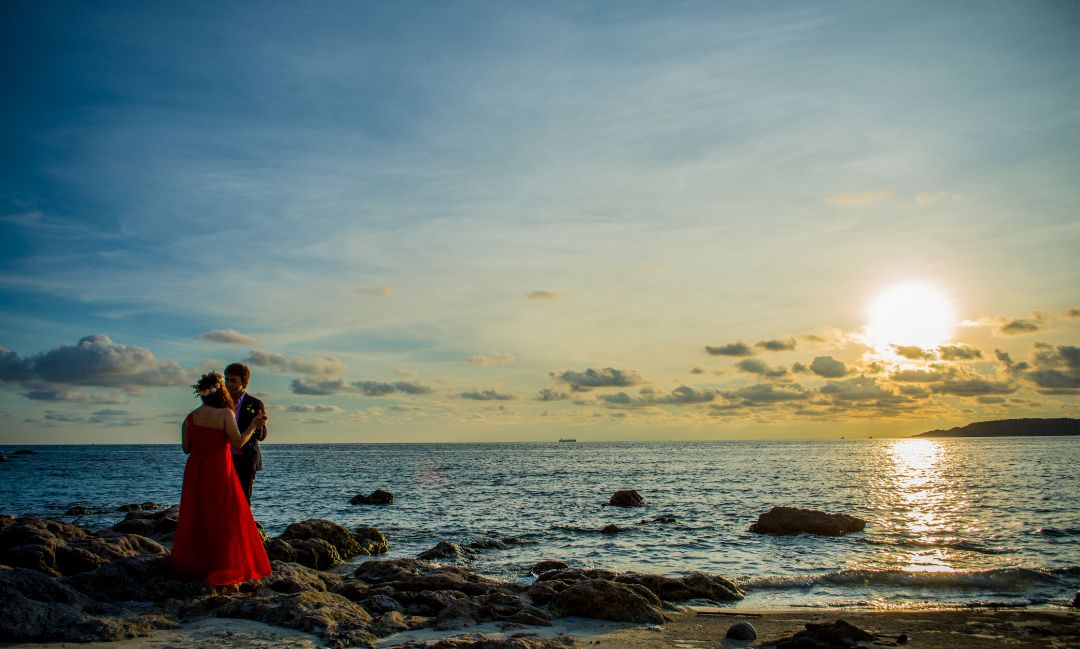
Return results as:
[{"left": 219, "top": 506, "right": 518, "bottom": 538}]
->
[{"left": 4, "top": 608, "right": 1076, "bottom": 649}]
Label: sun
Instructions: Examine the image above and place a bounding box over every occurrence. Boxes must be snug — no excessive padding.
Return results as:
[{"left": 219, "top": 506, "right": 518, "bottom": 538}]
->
[{"left": 867, "top": 284, "right": 955, "bottom": 352}]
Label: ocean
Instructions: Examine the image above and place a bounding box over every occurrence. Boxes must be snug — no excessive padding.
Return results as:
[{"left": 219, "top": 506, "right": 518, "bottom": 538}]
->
[{"left": 2, "top": 437, "right": 1077, "bottom": 610}]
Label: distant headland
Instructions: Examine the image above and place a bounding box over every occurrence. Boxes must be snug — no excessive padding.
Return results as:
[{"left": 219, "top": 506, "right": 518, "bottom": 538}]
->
[{"left": 913, "top": 417, "right": 1079, "bottom": 438}]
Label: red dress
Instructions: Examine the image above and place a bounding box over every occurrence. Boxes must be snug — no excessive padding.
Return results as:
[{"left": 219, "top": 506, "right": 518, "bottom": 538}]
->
[{"left": 165, "top": 413, "right": 272, "bottom": 585}]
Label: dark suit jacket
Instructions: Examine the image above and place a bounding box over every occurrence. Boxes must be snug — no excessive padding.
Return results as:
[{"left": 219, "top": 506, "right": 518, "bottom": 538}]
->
[{"left": 235, "top": 394, "right": 267, "bottom": 472}]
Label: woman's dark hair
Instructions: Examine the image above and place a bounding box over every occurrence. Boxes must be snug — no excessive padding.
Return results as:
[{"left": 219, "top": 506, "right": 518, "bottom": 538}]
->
[
  {"left": 224, "top": 362, "right": 251, "bottom": 388},
  {"left": 192, "top": 372, "right": 235, "bottom": 411}
]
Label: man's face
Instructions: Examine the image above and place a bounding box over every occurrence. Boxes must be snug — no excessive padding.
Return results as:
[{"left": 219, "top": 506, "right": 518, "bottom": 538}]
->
[{"left": 224, "top": 374, "right": 246, "bottom": 398}]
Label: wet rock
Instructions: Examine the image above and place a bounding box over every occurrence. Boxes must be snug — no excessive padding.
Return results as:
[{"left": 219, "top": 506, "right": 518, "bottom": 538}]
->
[
  {"left": 355, "top": 526, "right": 389, "bottom": 555},
  {"left": 749, "top": 506, "right": 866, "bottom": 537},
  {"left": 0, "top": 515, "right": 167, "bottom": 578},
  {"left": 251, "top": 560, "right": 344, "bottom": 594},
  {"left": 419, "top": 541, "right": 475, "bottom": 562},
  {"left": 354, "top": 558, "right": 435, "bottom": 584},
  {"left": 117, "top": 503, "right": 142, "bottom": 512},
  {"left": 279, "top": 518, "right": 365, "bottom": 559},
  {"left": 599, "top": 524, "right": 621, "bottom": 535},
  {"left": 141, "top": 502, "right": 161, "bottom": 510},
  {"left": 210, "top": 589, "right": 377, "bottom": 649},
  {"left": 1072, "top": 591, "right": 1079, "bottom": 609},
  {"left": 350, "top": 489, "right": 394, "bottom": 505},
  {"left": 384, "top": 566, "right": 509, "bottom": 598},
  {"left": 397, "top": 635, "right": 576, "bottom": 648},
  {"left": 773, "top": 619, "right": 877, "bottom": 649},
  {"left": 726, "top": 621, "right": 757, "bottom": 640},
  {"left": 361, "top": 594, "right": 406, "bottom": 616},
  {"left": 0, "top": 566, "right": 176, "bottom": 643},
  {"left": 536, "top": 568, "right": 616, "bottom": 583},
  {"left": 468, "top": 538, "right": 510, "bottom": 551},
  {"left": 554, "top": 578, "right": 664, "bottom": 624},
  {"left": 529, "top": 560, "right": 569, "bottom": 575},
  {"left": 0, "top": 455, "right": 6, "bottom": 462},
  {"left": 265, "top": 536, "right": 342, "bottom": 570},
  {"left": 14, "top": 450, "right": 38, "bottom": 454},
  {"left": 334, "top": 580, "right": 370, "bottom": 601},
  {"left": 111, "top": 506, "right": 179, "bottom": 538},
  {"left": 254, "top": 520, "right": 269, "bottom": 542},
  {"left": 63, "top": 554, "right": 227, "bottom": 602},
  {"left": 608, "top": 490, "right": 644, "bottom": 507},
  {"left": 65, "top": 506, "right": 91, "bottom": 516},
  {"left": 639, "top": 516, "right": 677, "bottom": 524},
  {"left": 390, "top": 589, "right": 466, "bottom": 616},
  {"left": 614, "top": 571, "right": 744, "bottom": 602},
  {"left": 435, "top": 597, "right": 498, "bottom": 630}
]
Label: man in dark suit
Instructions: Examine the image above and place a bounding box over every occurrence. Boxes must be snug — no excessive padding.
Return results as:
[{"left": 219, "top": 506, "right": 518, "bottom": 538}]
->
[{"left": 224, "top": 362, "right": 268, "bottom": 505}]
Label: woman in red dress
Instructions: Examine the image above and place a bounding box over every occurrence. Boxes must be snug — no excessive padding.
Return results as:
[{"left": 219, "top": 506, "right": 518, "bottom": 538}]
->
[{"left": 166, "top": 372, "right": 272, "bottom": 585}]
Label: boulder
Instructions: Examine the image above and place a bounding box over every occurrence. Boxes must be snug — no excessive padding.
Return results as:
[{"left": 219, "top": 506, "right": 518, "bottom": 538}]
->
[
  {"left": 390, "top": 589, "right": 467, "bottom": 616},
  {"left": 419, "top": 541, "right": 474, "bottom": 562},
  {"left": 350, "top": 489, "right": 394, "bottom": 505},
  {"left": 468, "top": 538, "right": 510, "bottom": 550},
  {"left": 726, "top": 621, "right": 757, "bottom": 640},
  {"left": 265, "top": 537, "right": 342, "bottom": 570},
  {"left": 435, "top": 597, "right": 498, "bottom": 630},
  {"left": 360, "top": 594, "right": 405, "bottom": 616},
  {"left": 599, "top": 524, "right": 621, "bottom": 535},
  {"left": 608, "top": 490, "right": 644, "bottom": 507},
  {"left": 65, "top": 506, "right": 91, "bottom": 516},
  {"left": 614, "top": 571, "right": 743, "bottom": 602},
  {"left": 554, "top": 579, "right": 664, "bottom": 624},
  {"left": 63, "top": 554, "right": 222, "bottom": 602},
  {"left": 210, "top": 589, "right": 377, "bottom": 649},
  {"left": 0, "top": 566, "right": 176, "bottom": 643},
  {"left": 536, "top": 568, "right": 616, "bottom": 583},
  {"left": 370, "top": 610, "right": 410, "bottom": 637},
  {"left": 1072, "top": 591, "right": 1079, "bottom": 609},
  {"left": 279, "top": 518, "right": 362, "bottom": 559},
  {"left": 251, "top": 560, "right": 344, "bottom": 594},
  {"left": 354, "top": 558, "right": 435, "bottom": 584},
  {"left": 111, "top": 506, "right": 179, "bottom": 538},
  {"left": 384, "top": 566, "right": 509, "bottom": 598},
  {"left": 749, "top": 506, "right": 866, "bottom": 536},
  {"left": 0, "top": 515, "right": 167, "bottom": 578},
  {"left": 773, "top": 619, "right": 876, "bottom": 649},
  {"left": 355, "top": 527, "right": 389, "bottom": 555},
  {"left": 528, "top": 560, "right": 568, "bottom": 575}
]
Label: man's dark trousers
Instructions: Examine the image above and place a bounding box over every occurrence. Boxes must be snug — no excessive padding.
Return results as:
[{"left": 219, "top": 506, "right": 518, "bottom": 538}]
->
[{"left": 232, "top": 454, "right": 255, "bottom": 504}]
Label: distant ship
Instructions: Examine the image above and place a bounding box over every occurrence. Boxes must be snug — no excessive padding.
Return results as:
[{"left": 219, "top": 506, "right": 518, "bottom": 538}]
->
[{"left": 559, "top": 438, "right": 577, "bottom": 443}]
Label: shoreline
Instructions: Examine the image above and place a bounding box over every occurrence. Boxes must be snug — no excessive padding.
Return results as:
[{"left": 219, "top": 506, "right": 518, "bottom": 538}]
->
[{"left": 2, "top": 608, "right": 1076, "bottom": 648}]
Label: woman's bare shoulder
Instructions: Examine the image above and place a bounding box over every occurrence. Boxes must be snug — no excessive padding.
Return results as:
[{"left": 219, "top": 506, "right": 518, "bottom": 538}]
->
[{"left": 191, "top": 406, "right": 231, "bottom": 430}]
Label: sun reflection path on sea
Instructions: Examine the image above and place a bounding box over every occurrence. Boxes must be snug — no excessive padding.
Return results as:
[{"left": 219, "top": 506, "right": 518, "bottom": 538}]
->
[{"left": 867, "top": 439, "right": 969, "bottom": 573}]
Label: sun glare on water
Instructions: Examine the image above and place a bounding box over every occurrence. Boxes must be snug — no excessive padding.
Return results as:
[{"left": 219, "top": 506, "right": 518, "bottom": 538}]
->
[{"left": 867, "top": 284, "right": 955, "bottom": 351}]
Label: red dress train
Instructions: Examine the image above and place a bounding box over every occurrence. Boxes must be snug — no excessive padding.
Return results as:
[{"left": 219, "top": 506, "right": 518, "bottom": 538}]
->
[{"left": 165, "top": 414, "right": 271, "bottom": 585}]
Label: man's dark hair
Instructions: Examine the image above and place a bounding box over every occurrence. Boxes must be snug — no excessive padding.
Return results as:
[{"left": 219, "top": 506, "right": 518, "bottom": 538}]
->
[{"left": 224, "top": 362, "right": 251, "bottom": 388}]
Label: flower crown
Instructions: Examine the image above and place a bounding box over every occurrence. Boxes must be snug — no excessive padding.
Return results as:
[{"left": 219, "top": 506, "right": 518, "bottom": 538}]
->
[{"left": 191, "top": 371, "right": 224, "bottom": 397}]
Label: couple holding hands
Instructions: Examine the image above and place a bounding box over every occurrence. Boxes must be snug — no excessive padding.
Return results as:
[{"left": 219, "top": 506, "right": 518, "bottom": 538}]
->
[{"left": 165, "top": 363, "right": 273, "bottom": 585}]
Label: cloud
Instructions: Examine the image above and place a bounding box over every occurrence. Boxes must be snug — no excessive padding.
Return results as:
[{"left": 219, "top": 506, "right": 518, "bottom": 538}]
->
[
  {"left": 285, "top": 404, "right": 344, "bottom": 413},
  {"left": 689, "top": 364, "right": 723, "bottom": 375},
  {"left": 929, "top": 378, "right": 1017, "bottom": 397},
  {"left": 0, "top": 335, "right": 188, "bottom": 394},
  {"left": 394, "top": 367, "right": 418, "bottom": 377},
  {"left": 915, "top": 190, "right": 964, "bottom": 206},
  {"left": 976, "top": 396, "right": 1006, "bottom": 404},
  {"left": 549, "top": 367, "right": 647, "bottom": 392},
  {"left": 754, "top": 337, "right": 797, "bottom": 352},
  {"left": 43, "top": 411, "right": 87, "bottom": 422},
  {"left": 791, "top": 362, "right": 809, "bottom": 374},
  {"left": 799, "top": 328, "right": 850, "bottom": 350},
  {"left": 197, "top": 329, "right": 262, "bottom": 345},
  {"left": 392, "top": 380, "right": 437, "bottom": 395},
  {"left": 735, "top": 358, "right": 788, "bottom": 378},
  {"left": 960, "top": 314, "right": 1048, "bottom": 336},
  {"left": 808, "top": 356, "right": 850, "bottom": 378},
  {"left": 890, "top": 369, "right": 948, "bottom": 383},
  {"left": 525, "top": 290, "right": 567, "bottom": 300},
  {"left": 720, "top": 383, "right": 811, "bottom": 405},
  {"left": 459, "top": 388, "right": 520, "bottom": 401},
  {"left": 289, "top": 378, "right": 350, "bottom": 395},
  {"left": 1063, "top": 307, "right": 1080, "bottom": 319},
  {"left": 245, "top": 350, "right": 347, "bottom": 377},
  {"left": 535, "top": 388, "right": 571, "bottom": 401},
  {"left": 819, "top": 377, "right": 903, "bottom": 403},
  {"left": 937, "top": 344, "right": 984, "bottom": 361},
  {"left": 1024, "top": 342, "right": 1080, "bottom": 395},
  {"left": 705, "top": 342, "right": 754, "bottom": 357},
  {"left": 595, "top": 385, "right": 722, "bottom": 408},
  {"left": 466, "top": 353, "right": 515, "bottom": 366},
  {"left": 345, "top": 285, "right": 395, "bottom": 298},
  {"left": 20, "top": 389, "right": 131, "bottom": 404},
  {"left": 825, "top": 190, "right": 891, "bottom": 206},
  {"left": 891, "top": 345, "right": 937, "bottom": 361},
  {"left": 299, "top": 417, "right": 333, "bottom": 424}
]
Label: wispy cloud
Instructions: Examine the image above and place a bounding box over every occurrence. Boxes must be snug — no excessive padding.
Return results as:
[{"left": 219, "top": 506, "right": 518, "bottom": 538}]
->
[
  {"left": 197, "top": 329, "right": 262, "bottom": 345},
  {"left": 345, "top": 285, "right": 395, "bottom": 298},
  {"left": 466, "top": 353, "right": 515, "bottom": 366},
  {"left": 825, "top": 190, "right": 891, "bottom": 206},
  {"left": 525, "top": 290, "right": 568, "bottom": 300}
]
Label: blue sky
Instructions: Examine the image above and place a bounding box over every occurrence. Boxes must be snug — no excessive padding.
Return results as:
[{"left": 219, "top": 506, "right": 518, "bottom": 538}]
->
[{"left": 1, "top": 1, "right": 1077, "bottom": 443}]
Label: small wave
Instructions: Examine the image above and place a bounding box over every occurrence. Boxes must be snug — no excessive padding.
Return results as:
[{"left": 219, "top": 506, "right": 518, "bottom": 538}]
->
[
  {"left": 1035, "top": 528, "right": 1080, "bottom": 537},
  {"left": 854, "top": 536, "right": 1010, "bottom": 555},
  {"left": 738, "top": 566, "right": 1079, "bottom": 592}
]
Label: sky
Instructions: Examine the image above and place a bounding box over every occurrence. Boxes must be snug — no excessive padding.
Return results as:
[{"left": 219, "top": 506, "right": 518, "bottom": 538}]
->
[{"left": 1, "top": 1, "right": 1077, "bottom": 444}]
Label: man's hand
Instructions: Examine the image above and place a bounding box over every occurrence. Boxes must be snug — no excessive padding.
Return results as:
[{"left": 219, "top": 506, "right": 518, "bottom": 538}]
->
[{"left": 253, "top": 411, "right": 268, "bottom": 429}]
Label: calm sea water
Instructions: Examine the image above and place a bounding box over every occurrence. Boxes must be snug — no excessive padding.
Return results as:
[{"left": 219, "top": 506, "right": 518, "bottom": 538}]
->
[{"left": 1, "top": 438, "right": 1077, "bottom": 610}]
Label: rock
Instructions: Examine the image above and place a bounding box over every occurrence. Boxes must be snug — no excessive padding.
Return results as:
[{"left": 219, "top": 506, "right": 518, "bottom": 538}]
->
[
  {"left": 468, "top": 538, "right": 510, "bottom": 550},
  {"left": 614, "top": 571, "right": 744, "bottom": 602},
  {"left": 65, "top": 506, "right": 91, "bottom": 516},
  {"left": 265, "top": 537, "right": 342, "bottom": 570},
  {"left": 726, "top": 621, "right": 757, "bottom": 640},
  {"left": 391, "top": 589, "right": 467, "bottom": 616},
  {"left": 14, "top": 450, "right": 38, "bottom": 454},
  {"left": 111, "top": 506, "right": 179, "bottom": 538},
  {"left": 350, "top": 489, "right": 394, "bottom": 505},
  {"left": 529, "top": 560, "right": 569, "bottom": 575},
  {"left": 419, "top": 541, "right": 475, "bottom": 562},
  {"left": 0, "top": 566, "right": 176, "bottom": 643},
  {"left": 252, "top": 560, "right": 344, "bottom": 594},
  {"left": 749, "top": 506, "right": 865, "bottom": 537},
  {"left": 554, "top": 579, "right": 664, "bottom": 624},
  {"left": 0, "top": 455, "right": 6, "bottom": 462},
  {"left": 399, "top": 636, "right": 576, "bottom": 648},
  {"left": 279, "top": 518, "right": 363, "bottom": 559},
  {"left": 117, "top": 503, "right": 142, "bottom": 512},
  {"left": 599, "top": 524, "right": 621, "bottom": 535},
  {"left": 504, "top": 611, "right": 553, "bottom": 627},
  {"left": 63, "top": 554, "right": 222, "bottom": 602},
  {"left": 1072, "top": 591, "right": 1079, "bottom": 609},
  {"left": 254, "top": 520, "right": 269, "bottom": 542},
  {"left": 435, "top": 597, "right": 498, "bottom": 630},
  {"left": 370, "top": 610, "right": 410, "bottom": 637},
  {"left": 361, "top": 594, "right": 405, "bottom": 616},
  {"left": 355, "top": 527, "right": 389, "bottom": 555},
  {"left": 210, "top": 589, "right": 377, "bottom": 648},
  {"left": 383, "top": 566, "right": 508, "bottom": 598},
  {"left": 0, "top": 515, "right": 167, "bottom": 578},
  {"left": 639, "top": 516, "right": 677, "bottom": 524},
  {"left": 773, "top": 619, "right": 877, "bottom": 649},
  {"left": 536, "top": 568, "right": 616, "bottom": 583},
  {"left": 354, "top": 558, "right": 435, "bottom": 584},
  {"left": 608, "top": 490, "right": 644, "bottom": 507},
  {"left": 141, "top": 502, "right": 161, "bottom": 510}
]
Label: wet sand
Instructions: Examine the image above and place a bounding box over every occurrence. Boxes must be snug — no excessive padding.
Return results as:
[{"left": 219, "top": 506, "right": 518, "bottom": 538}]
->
[{"left": 3, "top": 608, "right": 1076, "bottom": 649}]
